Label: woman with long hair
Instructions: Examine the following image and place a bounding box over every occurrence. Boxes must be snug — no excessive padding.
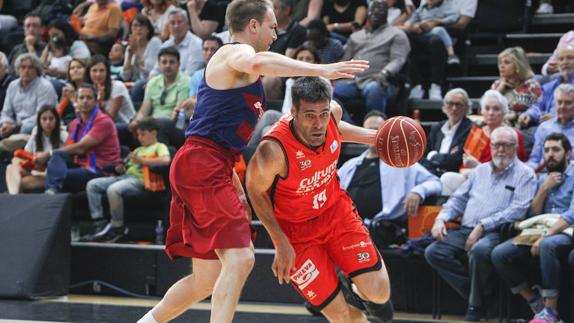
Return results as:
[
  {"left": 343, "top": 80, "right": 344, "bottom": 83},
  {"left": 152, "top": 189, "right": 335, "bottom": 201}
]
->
[
  {"left": 122, "top": 14, "right": 163, "bottom": 82},
  {"left": 5, "top": 105, "right": 67, "bottom": 194},
  {"left": 491, "top": 47, "right": 542, "bottom": 124},
  {"left": 48, "top": 19, "right": 91, "bottom": 61},
  {"left": 87, "top": 55, "right": 136, "bottom": 125},
  {"left": 59, "top": 59, "right": 88, "bottom": 124}
]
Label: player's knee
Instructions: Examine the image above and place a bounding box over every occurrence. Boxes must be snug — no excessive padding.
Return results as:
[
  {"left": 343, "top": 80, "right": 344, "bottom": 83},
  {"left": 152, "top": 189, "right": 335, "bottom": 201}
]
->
[
  {"left": 358, "top": 279, "right": 390, "bottom": 304},
  {"left": 225, "top": 248, "right": 255, "bottom": 274}
]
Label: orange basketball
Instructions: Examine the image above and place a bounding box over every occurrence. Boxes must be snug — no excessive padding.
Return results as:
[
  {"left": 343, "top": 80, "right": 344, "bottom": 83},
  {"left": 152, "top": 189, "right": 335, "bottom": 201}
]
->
[{"left": 375, "top": 116, "right": 427, "bottom": 168}]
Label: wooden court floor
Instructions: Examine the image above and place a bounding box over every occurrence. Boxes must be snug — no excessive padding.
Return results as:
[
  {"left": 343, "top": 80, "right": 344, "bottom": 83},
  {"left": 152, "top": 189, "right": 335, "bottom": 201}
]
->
[{"left": 0, "top": 295, "right": 471, "bottom": 323}]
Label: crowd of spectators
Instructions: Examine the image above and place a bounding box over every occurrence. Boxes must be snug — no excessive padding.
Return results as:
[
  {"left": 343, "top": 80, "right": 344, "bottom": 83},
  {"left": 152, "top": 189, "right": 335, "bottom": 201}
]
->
[{"left": 0, "top": 0, "right": 573, "bottom": 321}]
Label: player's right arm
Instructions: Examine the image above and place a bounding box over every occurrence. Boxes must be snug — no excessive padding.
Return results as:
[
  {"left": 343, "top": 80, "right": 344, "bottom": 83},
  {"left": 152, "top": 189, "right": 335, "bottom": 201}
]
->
[
  {"left": 227, "top": 44, "right": 369, "bottom": 80},
  {"left": 246, "top": 139, "right": 296, "bottom": 285}
]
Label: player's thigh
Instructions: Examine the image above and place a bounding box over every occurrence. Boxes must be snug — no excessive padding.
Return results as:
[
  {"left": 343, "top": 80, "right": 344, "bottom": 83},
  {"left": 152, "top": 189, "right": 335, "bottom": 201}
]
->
[{"left": 290, "top": 243, "right": 339, "bottom": 310}]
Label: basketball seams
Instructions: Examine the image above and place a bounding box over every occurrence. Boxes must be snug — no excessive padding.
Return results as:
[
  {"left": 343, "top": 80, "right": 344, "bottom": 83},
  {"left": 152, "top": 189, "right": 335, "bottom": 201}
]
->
[
  {"left": 385, "top": 117, "right": 400, "bottom": 168},
  {"left": 398, "top": 118, "right": 409, "bottom": 168}
]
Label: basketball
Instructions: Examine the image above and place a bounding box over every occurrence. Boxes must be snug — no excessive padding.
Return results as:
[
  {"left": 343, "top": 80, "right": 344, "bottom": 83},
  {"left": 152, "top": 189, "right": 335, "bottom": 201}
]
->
[{"left": 375, "top": 116, "right": 427, "bottom": 168}]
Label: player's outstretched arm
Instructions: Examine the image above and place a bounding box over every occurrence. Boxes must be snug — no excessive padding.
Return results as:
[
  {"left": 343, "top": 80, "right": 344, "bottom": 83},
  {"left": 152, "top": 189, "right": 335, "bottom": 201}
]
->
[
  {"left": 245, "top": 140, "right": 296, "bottom": 285},
  {"left": 228, "top": 44, "right": 369, "bottom": 80},
  {"left": 330, "top": 100, "right": 377, "bottom": 145}
]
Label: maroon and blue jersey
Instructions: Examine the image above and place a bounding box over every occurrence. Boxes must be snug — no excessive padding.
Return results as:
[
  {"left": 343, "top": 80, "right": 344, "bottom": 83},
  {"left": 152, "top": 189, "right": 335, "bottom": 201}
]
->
[{"left": 185, "top": 74, "right": 265, "bottom": 155}]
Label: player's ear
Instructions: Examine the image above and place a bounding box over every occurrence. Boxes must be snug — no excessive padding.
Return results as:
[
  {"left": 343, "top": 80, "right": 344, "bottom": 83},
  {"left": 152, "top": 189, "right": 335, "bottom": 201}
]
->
[
  {"left": 290, "top": 105, "right": 296, "bottom": 116},
  {"left": 248, "top": 18, "right": 259, "bottom": 34}
]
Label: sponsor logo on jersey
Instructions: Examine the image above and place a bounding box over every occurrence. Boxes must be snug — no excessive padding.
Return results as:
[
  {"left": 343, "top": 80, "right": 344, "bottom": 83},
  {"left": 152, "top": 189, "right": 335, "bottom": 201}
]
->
[
  {"left": 356, "top": 252, "right": 371, "bottom": 263},
  {"left": 342, "top": 240, "right": 372, "bottom": 251},
  {"left": 296, "top": 160, "right": 338, "bottom": 194},
  {"left": 306, "top": 290, "right": 317, "bottom": 300},
  {"left": 299, "top": 159, "right": 312, "bottom": 170},
  {"left": 330, "top": 140, "right": 339, "bottom": 153},
  {"left": 296, "top": 150, "right": 306, "bottom": 159},
  {"left": 291, "top": 259, "right": 320, "bottom": 290}
]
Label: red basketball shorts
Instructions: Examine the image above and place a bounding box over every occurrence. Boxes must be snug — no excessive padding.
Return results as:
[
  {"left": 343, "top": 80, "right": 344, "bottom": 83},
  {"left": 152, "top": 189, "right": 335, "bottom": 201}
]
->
[
  {"left": 165, "top": 136, "right": 251, "bottom": 260},
  {"left": 280, "top": 203, "right": 382, "bottom": 310}
]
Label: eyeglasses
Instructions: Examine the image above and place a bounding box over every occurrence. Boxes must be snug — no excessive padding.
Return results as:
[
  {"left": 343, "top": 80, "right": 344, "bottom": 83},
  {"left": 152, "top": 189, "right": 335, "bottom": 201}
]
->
[
  {"left": 24, "top": 23, "right": 41, "bottom": 28},
  {"left": 444, "top": 101, "right": 466, "bottom": 109},
  {"left": 491, "top": 142, "right": 515, "bottom": 150}
]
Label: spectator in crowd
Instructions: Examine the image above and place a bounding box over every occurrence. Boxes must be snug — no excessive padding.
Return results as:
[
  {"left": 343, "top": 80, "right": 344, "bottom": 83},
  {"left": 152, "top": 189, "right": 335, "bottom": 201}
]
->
[
  {"left": 542, "top": 30, "right": 573, "bottom": 78},
  {"left": 492, "top": 133, "right": 574, "bottom": 323},
  {"left": 520, "top": 45, "right": 574, "bottom": 128},
  {"left": 87, "top": 55, "right": 136, "bottom": 125},
  {"left": 421, "top": 88, "right": 473, "bottom": 177},
  {"left": 404, "top": 0, "right": 459, "bottom": 101},
  {"left": 321, "top": 0, "right": 367, "bottom": 39},
  {"left": 129, "top": 47, "right": 190, "bottom": 148},
  {"left": 426, "top": 126, "right": 537, "bottom": 322},
  {"left": 303, "top": 19, "right": 344, "bottom": 64},
  {"left": 186, "top": 0, "right": 228, "bottom": 39},
  {"left": 44, "top": 83, "right": 121, "bottom": 194},
  {"left": 386, "top": 0, "right": 410, "bottom": 26},
  {"left": 40, "top": 36, "right": 73, "bottom": 80},
  {"left": 121, "top": 14, "right": 163, "bottom": 82},
  {"left": 338, "top": 110, "right": 442, "bottom": 246},
  {"left": 8, "top": 14, "right": 45, "bottom": 68},
  {"left": 5, "top": 105, "right": 67, "bottom": 194},
  {"left": 85, "top": 117, "right": 171, "bottom": 243},
  {"left": 79, "top": 0, "right": 124, "bottom": 55},
  {"left": 528, "top": 84, "right": 574, "bottom": 169},
  {"left": 291, "top": 0, "right": 324, "bottom": 27},
  {"left": 48, "top": 20, "right": 91, "bottom": 61},
  {"left": 0, "top": 54, "right": 58, "bottom": 150},
  {"left": 333, "top": 0, "right": 410, "bottom": 114},
  {"left": 150, "top": 9, "right": 203, "bottom": 78},
  {"left": 440, "top": 90, "right": 527, "bottom": 194},
  {"left": 177, "top": 36, "right": 223, "bottom": 118},
  {"left": 491, "top": 47, "right": 542, "bottom": 125},
  {"left": 141, "top": 0, "right": 177, "bottom": 41},
  {"left": 60, "top": 59, "right": 89, "bottom": 125},
  {"left": 262, "top": 0, "right": 307, "bottom": 99},
  {"left": 108, "top": 43, "right": 125, "bottom": 80},
  {"left": 270, "top": 0, "right": 307, "bottom": 57},
  {"left": 419, "top": 0, "right": 477, "bottom": 37},
  {"left": 0, "top": 52, "right": 16, "bottom": 113}
]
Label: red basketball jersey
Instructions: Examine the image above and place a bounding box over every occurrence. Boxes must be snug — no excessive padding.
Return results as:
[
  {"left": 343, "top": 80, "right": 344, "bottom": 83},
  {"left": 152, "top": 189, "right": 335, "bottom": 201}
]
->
[{"left": 262, "top": 115, "right": 349, "bottom": 223}]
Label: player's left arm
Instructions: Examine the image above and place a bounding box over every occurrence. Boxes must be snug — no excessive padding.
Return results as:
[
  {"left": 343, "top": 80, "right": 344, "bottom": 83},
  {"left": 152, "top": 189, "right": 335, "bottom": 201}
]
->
[
  {"left": 232, "top": 169, "right": 252, "bottom": 222},
  {"left": 331, "top": 100, "right": 377, "bottom": 145}
]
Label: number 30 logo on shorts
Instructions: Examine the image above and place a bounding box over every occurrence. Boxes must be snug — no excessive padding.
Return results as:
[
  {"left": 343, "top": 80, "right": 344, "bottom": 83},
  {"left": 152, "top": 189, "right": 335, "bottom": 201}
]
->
[{"left": 290, "top": 259, "right": 320, "bottom": 290}]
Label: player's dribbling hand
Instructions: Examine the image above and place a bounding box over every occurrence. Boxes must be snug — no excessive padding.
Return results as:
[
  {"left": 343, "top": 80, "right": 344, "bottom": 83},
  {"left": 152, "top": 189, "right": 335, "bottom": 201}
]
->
[
  {"left": 272, "top": 237, "right": 296, "bottom": 285},
  {"left": 322, "top": 60, "right": 369, "bottom": 80}
]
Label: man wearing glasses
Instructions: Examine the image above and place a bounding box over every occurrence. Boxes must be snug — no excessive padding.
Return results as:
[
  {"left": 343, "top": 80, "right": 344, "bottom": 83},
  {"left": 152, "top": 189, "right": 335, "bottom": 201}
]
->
[
  {"left": 425, "top": 126, "right": 537, "bottom": 322},
  {"left": 8, "top": 14, "right": 45, "bottom": 68},
  {"left": 421, "top": 88, "right": 473, "bottom": 176},
  {"left": 129, "top": 46, "right": 190, "bottom": 147}
]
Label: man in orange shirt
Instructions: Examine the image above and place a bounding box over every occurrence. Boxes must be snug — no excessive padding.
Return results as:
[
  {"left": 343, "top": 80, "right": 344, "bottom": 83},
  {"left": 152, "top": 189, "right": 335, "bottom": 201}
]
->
[{"left": 79, "top": 0, "right": 124, "bottom": 54}]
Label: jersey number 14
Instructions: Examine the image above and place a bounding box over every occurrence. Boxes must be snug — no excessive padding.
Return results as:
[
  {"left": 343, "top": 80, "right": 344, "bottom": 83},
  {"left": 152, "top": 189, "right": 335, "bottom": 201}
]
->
[{"left": 312, "top": 189, "right": 327, "bottom": 210}]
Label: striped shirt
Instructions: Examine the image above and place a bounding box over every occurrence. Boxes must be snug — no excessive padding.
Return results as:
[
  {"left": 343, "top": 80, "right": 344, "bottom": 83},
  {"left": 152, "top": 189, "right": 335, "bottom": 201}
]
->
[{"left": 437, "top": 158, "right": 537, "bottom": 231}]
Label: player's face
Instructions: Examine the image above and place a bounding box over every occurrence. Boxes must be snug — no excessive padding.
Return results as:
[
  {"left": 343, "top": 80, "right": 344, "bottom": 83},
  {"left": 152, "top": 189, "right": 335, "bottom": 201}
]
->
[
  {"left": 256, "top": 8, "right": 278, "bottom": 52},
  {"left": 293, "top": 100, "right": 331, "bottom": 148}
]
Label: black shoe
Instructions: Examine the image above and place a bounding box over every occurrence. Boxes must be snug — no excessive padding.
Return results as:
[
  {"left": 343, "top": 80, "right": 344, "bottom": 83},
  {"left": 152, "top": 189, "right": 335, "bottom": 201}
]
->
[
  {"left": 87, "top": 223, "right": 128, "bottom": 243},
  {"left": 92, "top": 219, "right": 108, "bottom": 234},
  {"left": 464, "top": 306, "right": 485, "bottom": 322}
]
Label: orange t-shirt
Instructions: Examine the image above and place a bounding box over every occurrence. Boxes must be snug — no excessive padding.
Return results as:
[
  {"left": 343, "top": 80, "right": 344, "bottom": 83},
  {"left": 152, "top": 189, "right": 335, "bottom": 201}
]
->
[{"left": 81, "top": 3, "right": 124, "bottom": 37}]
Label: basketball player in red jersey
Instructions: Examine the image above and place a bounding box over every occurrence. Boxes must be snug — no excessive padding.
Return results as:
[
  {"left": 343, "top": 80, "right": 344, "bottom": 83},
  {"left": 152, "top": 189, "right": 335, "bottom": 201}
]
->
[
  {"left": 137, "top": 0, "right": 369, "bottom": 322},
  {"left": 247, "top": 77, "right": 391, "bottom": 322}
]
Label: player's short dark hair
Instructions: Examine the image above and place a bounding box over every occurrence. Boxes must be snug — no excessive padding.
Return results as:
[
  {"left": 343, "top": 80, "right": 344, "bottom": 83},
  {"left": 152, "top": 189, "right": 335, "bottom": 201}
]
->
[
  {"left": 158, "top": 46, "right": 180, "bottom": 62},
  {"left": 226, "top": 0, "right": 272, "bottom": 34},
  {"left": 291, "top": 77, "right": 331, "bottom": 111},
  {"left": 544, "top": 132, "right": 572, "bottom": 152},
  {"left": 137, "top": 117, "right": 161, "bottom": 132}
]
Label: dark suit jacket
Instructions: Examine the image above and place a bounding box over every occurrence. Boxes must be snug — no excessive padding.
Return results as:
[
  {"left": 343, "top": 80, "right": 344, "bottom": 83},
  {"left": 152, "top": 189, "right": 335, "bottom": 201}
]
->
[{"left": 422, "top": 117, "right": 473, "bottom": 175}]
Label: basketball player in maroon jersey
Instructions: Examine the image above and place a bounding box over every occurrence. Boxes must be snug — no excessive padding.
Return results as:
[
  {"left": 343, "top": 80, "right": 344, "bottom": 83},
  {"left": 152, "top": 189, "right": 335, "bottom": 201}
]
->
[{"left": 247, "top": 77, "right": 392, "bottom": 322}]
